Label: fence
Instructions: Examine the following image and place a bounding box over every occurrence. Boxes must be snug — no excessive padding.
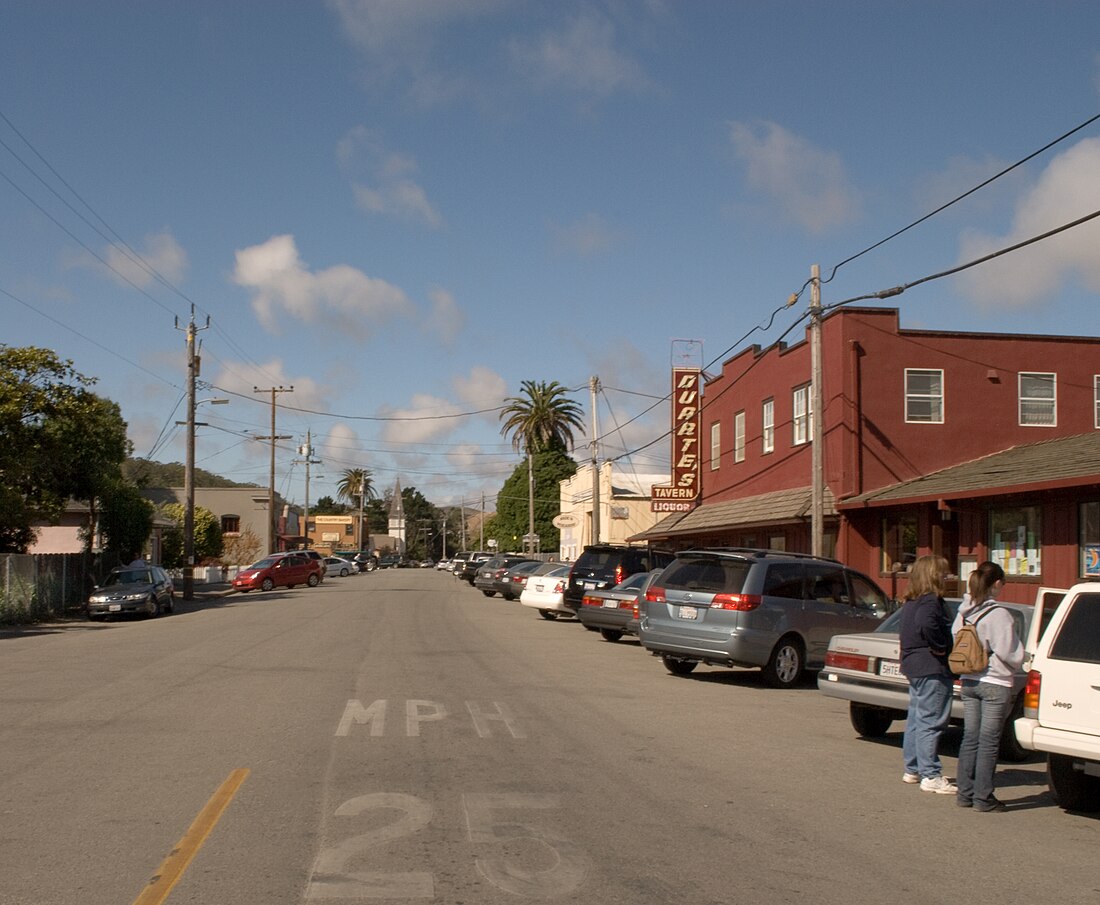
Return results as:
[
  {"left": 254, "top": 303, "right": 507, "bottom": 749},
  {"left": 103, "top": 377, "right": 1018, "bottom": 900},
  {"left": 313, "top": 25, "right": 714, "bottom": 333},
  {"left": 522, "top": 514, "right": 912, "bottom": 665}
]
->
[{"left": 0, "top": 552, "right": 124, "bottom": 624}]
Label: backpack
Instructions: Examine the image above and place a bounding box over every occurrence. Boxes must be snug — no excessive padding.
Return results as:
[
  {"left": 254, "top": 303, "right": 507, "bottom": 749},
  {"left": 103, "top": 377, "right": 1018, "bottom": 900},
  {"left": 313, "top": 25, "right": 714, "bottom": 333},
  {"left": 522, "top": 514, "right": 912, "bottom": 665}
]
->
[{"left": 948, "top": 606, "right": 1000, "bottom": 675}]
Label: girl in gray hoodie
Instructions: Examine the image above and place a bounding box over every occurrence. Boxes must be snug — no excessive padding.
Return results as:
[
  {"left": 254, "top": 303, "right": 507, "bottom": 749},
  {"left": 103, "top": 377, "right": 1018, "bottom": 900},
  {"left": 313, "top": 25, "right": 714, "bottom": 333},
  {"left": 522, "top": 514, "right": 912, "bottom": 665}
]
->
[{"left": 951, "top": 561, "right": 1024, "bottom": 811}]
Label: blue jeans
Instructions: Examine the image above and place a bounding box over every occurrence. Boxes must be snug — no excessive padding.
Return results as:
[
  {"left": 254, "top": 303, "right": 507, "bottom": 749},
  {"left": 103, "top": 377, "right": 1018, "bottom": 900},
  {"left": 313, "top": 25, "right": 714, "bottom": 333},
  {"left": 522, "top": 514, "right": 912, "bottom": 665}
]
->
[
  {"left": 956, "top": 681, "right": 1013, "bottom": 806},
  {"left": 902, "top": 674, "right": 954, "bottom": 779}
]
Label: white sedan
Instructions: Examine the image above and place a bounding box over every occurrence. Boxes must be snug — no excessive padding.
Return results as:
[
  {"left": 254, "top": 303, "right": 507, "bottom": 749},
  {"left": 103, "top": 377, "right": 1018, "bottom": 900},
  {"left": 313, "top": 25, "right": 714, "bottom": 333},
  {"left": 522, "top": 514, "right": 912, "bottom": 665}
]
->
[
  {"left": 519, "top": 564, "right": 573, "bottom": 620},
  {"left": 322, "top": 556, "right": 358, "bottom": 577}
]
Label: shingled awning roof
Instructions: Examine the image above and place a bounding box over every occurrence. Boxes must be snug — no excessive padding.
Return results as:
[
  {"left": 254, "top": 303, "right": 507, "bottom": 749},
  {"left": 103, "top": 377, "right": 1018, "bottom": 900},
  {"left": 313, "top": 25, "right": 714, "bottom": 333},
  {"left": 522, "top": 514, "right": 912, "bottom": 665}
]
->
[
  {"left": 839, "top": 431, "right": 1100, "bottom": 509},
  {"left": 630, "top": 485, "right": 836, "bottom": 542}
]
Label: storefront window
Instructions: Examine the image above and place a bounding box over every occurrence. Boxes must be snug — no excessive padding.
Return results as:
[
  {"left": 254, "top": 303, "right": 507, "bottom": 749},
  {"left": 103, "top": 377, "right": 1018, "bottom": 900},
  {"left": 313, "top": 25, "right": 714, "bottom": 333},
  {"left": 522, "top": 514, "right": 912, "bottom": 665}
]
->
[
  {"left": 1080, "top": 502, "right": 1100, "bottom": 578},
  {"left": 882, "top": 513, "right": 918, "bottom": 572},
  {"left": 990, "top": 506, "right": 1041, "bottom": 577}
]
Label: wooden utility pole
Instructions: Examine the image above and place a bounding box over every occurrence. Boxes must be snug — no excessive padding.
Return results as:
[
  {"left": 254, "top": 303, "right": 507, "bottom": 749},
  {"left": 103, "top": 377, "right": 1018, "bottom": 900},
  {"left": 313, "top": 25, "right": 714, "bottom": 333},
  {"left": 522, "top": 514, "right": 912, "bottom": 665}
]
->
[
  {"left": 254, "top": 385, "right": 293, "bottom": 553},
  {"left": 175, "top": 306, "right": 210, "bottom": 600},
  {"left": 589, "top": 376, "right": 601, "bottom": 545},
  {"left": 810, "top": 264, "right": 824, "bottom": 557}
]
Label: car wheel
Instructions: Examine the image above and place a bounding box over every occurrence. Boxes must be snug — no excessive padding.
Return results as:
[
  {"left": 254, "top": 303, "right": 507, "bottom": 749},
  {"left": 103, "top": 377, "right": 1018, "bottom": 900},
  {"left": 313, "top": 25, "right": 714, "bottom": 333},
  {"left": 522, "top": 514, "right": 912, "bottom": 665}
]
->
[
  {"left": 481, "top": 590, "right": 495, "bottom": 597},
  {"left": 307, "top": 573, "right": 320, "bottom": 587},
  {"left": 163, "top": 597, "right": 174, "bottom": 615},
  {"left": 502, "top": 593, "right": 515, "bottom": 601},
  {"left": 600, "top": 628, "right": 623, "bottom": 642},
  {"left": 147, "top": 595, "right": 159, "bottom": 617},
  {"left": 661, "top": 655, "right": 697, "bottom": 676},
  {"left": 997, "top": 694, "right": 1029, "bottom": 762},
  {"left": 762, "top": 636, "right": 804, "bottom": 688},
  {"left": 261, "top": 577, "right": 275, "bottom": 592},
  {"left": 849, "top": 703, "right": 893, "bottom": 738},
  {"left": 339, "top": 568, "right": 349, "bottom": 577},
  {"left": 1048, "top": 753, "right": 1100, "bottom": 812},
  {"left": 539, "top": 610, "right": 558, "bottom": 620}
]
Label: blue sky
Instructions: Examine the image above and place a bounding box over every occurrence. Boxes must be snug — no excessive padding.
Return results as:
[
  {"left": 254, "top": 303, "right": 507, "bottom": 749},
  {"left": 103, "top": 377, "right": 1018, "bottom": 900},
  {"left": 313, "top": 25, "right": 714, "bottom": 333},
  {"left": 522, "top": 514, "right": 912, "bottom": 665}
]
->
[{"left": 4, "top": 1, "right": 1100, "bottom": 510}]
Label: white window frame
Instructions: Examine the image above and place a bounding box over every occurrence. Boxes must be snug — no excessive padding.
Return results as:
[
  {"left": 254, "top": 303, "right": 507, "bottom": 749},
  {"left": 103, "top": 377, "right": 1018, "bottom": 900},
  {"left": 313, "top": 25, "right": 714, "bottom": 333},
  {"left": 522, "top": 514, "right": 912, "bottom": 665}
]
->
[
  {"left": 734, "top": 411, "right": 746, "bottom": 463},
  {"left": 904, "top": 368, "right": 944, "bottom": 424},
  {"left": 762, "top": 398, "right": 774, "bottom": 454},
  {"left": 1094, "top": 375, "right": 1100, "bottom": 429},
  {"left": 792, "top": 384, "right": 812, "bottom": 445},
  {"left": 710, "top": 421, "right": 720, "bottom": 470},
  {"left": 1018, "top": 372, "right": 1056, "bottom": 427}
]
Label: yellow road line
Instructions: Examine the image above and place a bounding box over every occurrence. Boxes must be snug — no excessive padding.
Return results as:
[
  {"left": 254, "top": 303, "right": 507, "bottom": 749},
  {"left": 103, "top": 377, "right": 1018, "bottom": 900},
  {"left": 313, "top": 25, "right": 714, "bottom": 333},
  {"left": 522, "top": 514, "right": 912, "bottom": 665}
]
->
[{"left": 131, "top": 768, "right": 250, "bottom": 905}]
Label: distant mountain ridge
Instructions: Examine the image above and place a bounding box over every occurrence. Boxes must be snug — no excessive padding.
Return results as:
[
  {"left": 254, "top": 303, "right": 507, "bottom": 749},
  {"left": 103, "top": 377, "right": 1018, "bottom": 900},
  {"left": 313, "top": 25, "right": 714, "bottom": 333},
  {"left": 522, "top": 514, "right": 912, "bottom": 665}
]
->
[{"left": 123, "top": 458, "right": 260, "bottom": 489}]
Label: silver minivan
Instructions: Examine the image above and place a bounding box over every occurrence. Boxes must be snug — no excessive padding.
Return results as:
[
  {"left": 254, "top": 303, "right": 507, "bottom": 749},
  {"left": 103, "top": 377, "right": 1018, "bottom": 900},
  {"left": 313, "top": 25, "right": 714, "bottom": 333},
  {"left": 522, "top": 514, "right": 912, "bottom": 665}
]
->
[{"left": 638, "top": 548, "right": 888, "bottom": 687}]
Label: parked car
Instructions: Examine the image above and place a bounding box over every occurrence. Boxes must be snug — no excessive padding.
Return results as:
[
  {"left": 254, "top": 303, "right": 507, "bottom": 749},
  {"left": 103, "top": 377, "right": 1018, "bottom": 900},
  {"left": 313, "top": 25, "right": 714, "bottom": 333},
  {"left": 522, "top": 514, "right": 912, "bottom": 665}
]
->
[
  {"left": 435, "top": 558, "right": 452, "bottom": 571},
  {"left": 817, "top": 593, "right": 1061, "bottom": 760},
  {"left": 232, "top": 553, "right": 323, "bottom": 592},
  {"left": 1016, "top": 583, "right": 1100, "bottom": 811},
  {"left": 297, "top": 549, "right": 328, "bottom": 578},
  {"left": 577, "top": 569, "right": 663, "bottom": 641},
  {"left": 496, "top": 560, "right": 547, "bottom": 600},
  {"left": 323, "top": 556, "right": 358, "bottom": 577},
  {"left": 351, "top": 551, "right": 378, "bottom": 572},
  {"left": 474, "top": 554, "right": 535, "bottom": 596},
  {"left": 564, "top": 544, "right": 674, "bottom": 613},
  {"left": 519, "top": 564, "right": 573, "bottom": 620},
  {"left": 87, "top": 564, "right": 175, "bottom": 619},
  {"left": 457, "top": 552, "right": 491, "bottom": 585},
  {"left": 638, "top": 548, "right": 888, "bottom": 687},
  {"left": 377, "top": 553, "right": 402, "bottom": 569}
]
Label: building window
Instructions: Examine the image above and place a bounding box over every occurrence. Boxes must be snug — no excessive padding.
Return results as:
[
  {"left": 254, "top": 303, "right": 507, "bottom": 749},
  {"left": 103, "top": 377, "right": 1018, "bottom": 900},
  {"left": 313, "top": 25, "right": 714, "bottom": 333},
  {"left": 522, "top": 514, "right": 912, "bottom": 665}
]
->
[
  {"left": 882, "top": 513, "right": 918, "bottom": 573},
  {"left": 905, "top": 369, "right": 944, "bottom": 423},
  {"left": 990, "top": 505, "right": 1041, "bottom": 577},
  {"left": 1081, "top": 502, "right": 1100, "bottom": 578},
  {"left": 1019, "top": 372, "right": 1056, "bottom": 426},
  {"left": 762, "top": 398, "right": 774, "bottom": 454},
  {"left": 221, "top": 515, "right": 240, "bottom": 535},
  {"left": 792, "top": 384, "right": 812, "bottom": 445},
  {"left": 1094, "top": 376, "right": 1100, "bottom": 428},
  {"left": 345, "top": 524, "right": 354, "bottom": 536},
  {"left": 710, "top": 421, "right": 720, "bottom": 470},
  {"left": 734, "top": 411, "right": 746, "bottom": 463}
]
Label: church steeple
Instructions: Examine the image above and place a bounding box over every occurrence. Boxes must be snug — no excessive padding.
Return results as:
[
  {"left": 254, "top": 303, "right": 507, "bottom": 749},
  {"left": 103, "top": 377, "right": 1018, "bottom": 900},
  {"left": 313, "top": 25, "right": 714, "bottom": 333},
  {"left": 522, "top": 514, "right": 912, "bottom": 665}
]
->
[{"left": 387, "top": 479, "right": 406, "bottom": 551}]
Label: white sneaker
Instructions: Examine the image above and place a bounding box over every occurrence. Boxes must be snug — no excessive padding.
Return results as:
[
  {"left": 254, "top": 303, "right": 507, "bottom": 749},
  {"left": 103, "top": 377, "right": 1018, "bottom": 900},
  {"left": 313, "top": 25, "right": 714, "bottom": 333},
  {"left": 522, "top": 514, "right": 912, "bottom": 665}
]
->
[
  {"left": 902, "top": 772, "right": 920, "bottom": 784},
  {"left": 920, "top": 775, "right": 957, "bottom": 794}
]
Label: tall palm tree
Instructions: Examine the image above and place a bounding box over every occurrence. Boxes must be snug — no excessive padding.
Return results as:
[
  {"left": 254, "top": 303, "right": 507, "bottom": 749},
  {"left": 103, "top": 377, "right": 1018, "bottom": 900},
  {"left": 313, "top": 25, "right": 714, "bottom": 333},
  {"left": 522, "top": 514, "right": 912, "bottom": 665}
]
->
[
  {"left": 336, "top": 467, "right": 375, "bottom": 505},
  {"left": 498, "top": 380, "right": 585, "bottom": 454}
]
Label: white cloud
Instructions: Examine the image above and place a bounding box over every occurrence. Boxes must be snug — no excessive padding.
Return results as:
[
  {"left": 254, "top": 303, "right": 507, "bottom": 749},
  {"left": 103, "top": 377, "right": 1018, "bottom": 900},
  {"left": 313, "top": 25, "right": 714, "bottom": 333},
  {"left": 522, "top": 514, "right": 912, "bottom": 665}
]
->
[
  {"left": 232, "top": 234, "right": 413, "bottom": 334},
  {"left": 452, "top": 365, "right": 507, "bottom": 409},
  {"left": 728, "top": 121, "right": 860, "bottom": 234},
  {"left": 84, "top": 230, "right": 187, "bottom": 288},
  {"left": 427, "top": 287, "right": 465, "bottom": 342},
  {"left": 379, "top": 393, "right": 465, "bottom": 445},
  {"left": 209, "top": 356, "right": 330, "bottom": 413},
  {"left": 912, "top": 153, "right": 1020, "bottom": 215},
  {"left": 553, "top": 212, "right": 622, "bottom": 256},
  {"left": 339, "top": 127, "right": 443, "bottom": 228},
  {"left": 508, "top": 11, "right": 649, "bottom": 96},
  {"left": 955, "top": 137, "right": 1100, "bottom": 308}
]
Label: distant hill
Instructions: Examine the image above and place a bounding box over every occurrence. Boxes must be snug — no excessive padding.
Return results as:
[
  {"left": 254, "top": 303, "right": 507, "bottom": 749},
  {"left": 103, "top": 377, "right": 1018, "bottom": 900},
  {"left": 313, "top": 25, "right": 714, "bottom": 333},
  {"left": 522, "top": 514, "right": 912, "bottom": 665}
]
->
[{"left": 123, "top": 458, "right": 260, "bottom": 489}]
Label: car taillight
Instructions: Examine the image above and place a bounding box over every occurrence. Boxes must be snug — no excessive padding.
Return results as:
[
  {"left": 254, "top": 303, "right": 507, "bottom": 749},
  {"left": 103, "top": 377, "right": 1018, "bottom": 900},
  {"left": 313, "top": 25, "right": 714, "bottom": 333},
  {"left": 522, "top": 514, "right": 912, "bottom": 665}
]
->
[
  {"left": 1023, "top": 670, "right": 1041, "bottom": 718},
  {"left": 582, "top": 595, "right": 601, "bottom": 607},
  {"left": 618, "top": 599, "right": 634, "bottom": 610},
  {"left": 645, "top": 586, "right": 666, "bottom": 603},
  {"left": 553, "top": 580, "right": 565, "bottom": 593},
  {"left": 632, "top": 601, "right": 640, "bottom": 619},
  {"left": 824, "top": 650, "right": 872, "bottom": 672},
  {"left": 710, "top": 593, "right": 762, "bottom": 611},
  {"left": 614, "top": 564, "right": 624, "bottom": 585}
]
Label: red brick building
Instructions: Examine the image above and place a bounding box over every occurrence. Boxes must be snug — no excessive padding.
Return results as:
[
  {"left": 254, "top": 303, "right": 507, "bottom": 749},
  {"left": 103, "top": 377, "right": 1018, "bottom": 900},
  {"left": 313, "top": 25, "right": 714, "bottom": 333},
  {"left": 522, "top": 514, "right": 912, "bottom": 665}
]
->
[{"left": 636, "top": 307, "right": 1100, "bottom": 602}]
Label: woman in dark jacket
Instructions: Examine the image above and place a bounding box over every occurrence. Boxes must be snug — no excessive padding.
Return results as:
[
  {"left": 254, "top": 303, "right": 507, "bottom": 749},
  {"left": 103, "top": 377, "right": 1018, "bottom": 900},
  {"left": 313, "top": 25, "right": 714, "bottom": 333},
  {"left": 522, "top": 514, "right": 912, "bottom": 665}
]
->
[{"left": 899, "top": 554, "right": 957, "bottom": 794}]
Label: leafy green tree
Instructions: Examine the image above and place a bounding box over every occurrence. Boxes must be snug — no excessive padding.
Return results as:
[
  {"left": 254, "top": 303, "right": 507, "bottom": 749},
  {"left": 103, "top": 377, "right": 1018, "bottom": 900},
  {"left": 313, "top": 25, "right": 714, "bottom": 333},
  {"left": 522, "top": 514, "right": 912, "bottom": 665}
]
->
[
  {"left": 97, "top": 480, "right": 154, "bottom": 556},
  {"left": 159, "top": 503, "right": 223, "bottom": 568},
  {"left": 312, "top": 495, "right": 348, "bottom": 515},
  {"left": 487, "top": 448, "right": 577, "bottom": 553},
  {"left": 0, "top": 346, "right": 131, "bottom": 552},
  {"left": 499, "top": 380, "right": 585, "bottom": 455}
]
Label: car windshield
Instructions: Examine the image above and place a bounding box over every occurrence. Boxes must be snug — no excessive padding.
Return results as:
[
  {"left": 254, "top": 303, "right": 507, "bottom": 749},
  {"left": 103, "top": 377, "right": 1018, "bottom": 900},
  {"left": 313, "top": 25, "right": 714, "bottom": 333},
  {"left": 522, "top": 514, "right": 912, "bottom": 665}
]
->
[
  {"left": 877, "top": 598, "right": 963, "bottom": 633},
  {"left": 250, "top": 558, "right": 278, "bottom": 569},
  {"left": 107, "top": 568, "right": 152, "bottom": 585}
]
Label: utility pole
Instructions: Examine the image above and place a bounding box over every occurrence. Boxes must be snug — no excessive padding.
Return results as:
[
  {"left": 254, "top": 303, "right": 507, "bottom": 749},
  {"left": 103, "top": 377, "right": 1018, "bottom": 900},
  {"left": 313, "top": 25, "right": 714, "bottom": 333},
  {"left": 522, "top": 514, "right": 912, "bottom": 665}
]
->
[
  {"left": 526, "top": 449, "right": 535, "bottom": 554},
  {"left": 460, "top": 498, "right": 467, "bottom": 550},
  {"left": 810, "top": 264, "right": 824, "bottom": 557},
  {"left": 589, "top": 375, "right": 601, "bottom": 546},
  {"left": 175, "top": 307, "right": 210, "bottom": 600},
  {"left": 254, "top": 385, "right": 293, "bottom": 554},
  {"left": 480, "top": 492, "right": 485, "bottom": 551},
  {"left": 298, "top": 431, "right": 321, "bottom": 549},
  {"left": 358, "top": 475, "right": 366, "bottom": 552}
]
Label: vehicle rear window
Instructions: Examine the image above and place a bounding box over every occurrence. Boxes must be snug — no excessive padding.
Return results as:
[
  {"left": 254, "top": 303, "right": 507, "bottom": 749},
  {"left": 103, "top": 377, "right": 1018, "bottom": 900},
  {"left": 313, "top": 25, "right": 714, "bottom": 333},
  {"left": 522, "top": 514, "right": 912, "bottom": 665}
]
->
[
  {"left": 576, "top": 551, "right": 617, "bottom": 570},
  {"left": 662, "top": 557, "right": 750, "bottom": 594},
  {"left": 763, "top": 563, "right": 806, "bottom": 599},
  {"left": 1048, "top": 593, "right": 1100, "bottom": 664}
]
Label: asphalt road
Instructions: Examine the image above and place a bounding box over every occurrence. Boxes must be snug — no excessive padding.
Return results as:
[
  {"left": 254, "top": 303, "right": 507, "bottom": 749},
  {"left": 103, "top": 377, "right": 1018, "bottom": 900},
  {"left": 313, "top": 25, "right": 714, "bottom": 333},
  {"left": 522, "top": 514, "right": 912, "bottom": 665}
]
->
[{"left": 1, "top": 569, "right": 1096, "bottom": 905}]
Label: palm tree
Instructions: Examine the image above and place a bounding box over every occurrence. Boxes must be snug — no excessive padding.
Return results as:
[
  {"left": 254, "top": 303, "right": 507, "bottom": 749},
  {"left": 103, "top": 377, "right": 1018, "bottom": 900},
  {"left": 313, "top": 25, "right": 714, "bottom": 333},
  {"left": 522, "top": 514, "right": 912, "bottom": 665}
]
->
[
  {"left": 498, "top": 380, "right": 585, "bottom": 454},
  {"left": 499, "top": 381, "right": 585, "bottom": 554},
  {"left": 337, "top": 468, "right": 375, "bottom": 550}
]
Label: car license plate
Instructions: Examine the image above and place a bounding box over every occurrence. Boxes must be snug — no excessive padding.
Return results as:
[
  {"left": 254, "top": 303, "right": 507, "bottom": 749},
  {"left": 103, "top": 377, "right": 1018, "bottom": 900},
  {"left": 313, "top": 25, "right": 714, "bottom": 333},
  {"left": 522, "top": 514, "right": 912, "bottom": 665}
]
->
[
  {"left": 678, "top": 605, "right": 698, "bottom": 620},
  {"left": 109, "top": 604, "right": 121, "bottom": 612},
  {"left": 583, "top": 581, "right": 597, "bottom": 589},
  {"left": 878, "top": 660, "right": 901, "bottom": 677},
  {"left": 603, "top": 598, "right": 618, "bottom": 608}
]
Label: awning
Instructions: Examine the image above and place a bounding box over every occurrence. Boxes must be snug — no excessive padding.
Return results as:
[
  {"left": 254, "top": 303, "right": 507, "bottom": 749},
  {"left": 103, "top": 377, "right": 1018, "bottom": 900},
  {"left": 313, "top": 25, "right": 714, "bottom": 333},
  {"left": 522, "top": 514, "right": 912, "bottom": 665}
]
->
[
  {"left": 630, "top": 485, "right": 837, "bottom": 542},
  {"left": 839, "top": 431, "right": 1100, "bottom": 509}
]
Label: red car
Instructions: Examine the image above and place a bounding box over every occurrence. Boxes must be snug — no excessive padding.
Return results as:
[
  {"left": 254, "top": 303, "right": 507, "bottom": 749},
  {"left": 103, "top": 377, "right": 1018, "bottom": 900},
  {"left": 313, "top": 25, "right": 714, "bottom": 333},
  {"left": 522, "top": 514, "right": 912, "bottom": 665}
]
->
[{"left": 232, "top": 553, "right": 323, "bottom": 592}]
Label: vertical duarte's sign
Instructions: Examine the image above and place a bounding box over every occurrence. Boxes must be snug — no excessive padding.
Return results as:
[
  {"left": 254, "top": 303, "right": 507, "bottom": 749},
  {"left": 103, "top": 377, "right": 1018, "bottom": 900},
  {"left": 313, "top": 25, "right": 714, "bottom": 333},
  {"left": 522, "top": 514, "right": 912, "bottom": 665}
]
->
[{"left": 651, "top": 367, "right": 701, "bottom": 512}]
